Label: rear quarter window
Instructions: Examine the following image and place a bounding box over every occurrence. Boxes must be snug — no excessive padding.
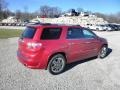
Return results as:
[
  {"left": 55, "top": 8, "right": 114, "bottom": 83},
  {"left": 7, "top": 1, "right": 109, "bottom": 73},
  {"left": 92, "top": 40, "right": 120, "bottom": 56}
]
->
[
  {"left": 21, "top": 27, "right": 36, "bottom": 39},
  {"left": 41, "top": 28, "right": 62, "bottom": 40}
]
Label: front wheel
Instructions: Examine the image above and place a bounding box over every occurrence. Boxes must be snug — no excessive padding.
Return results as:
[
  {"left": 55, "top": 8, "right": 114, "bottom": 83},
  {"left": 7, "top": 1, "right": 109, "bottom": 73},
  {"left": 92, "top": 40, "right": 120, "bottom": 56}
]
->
[
  {"left": 98, "top": 45, "right": 108, "bottom": 59},
  {"left": 47, "top": 54, "right": 66, "bottom": 75}
]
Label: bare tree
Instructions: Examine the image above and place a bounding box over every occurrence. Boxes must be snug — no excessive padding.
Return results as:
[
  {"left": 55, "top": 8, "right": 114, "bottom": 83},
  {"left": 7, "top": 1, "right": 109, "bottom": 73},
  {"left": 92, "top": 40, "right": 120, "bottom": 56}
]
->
[
  {"left": 0, "top": 0, "right": 4, "bottom": 11},
  {"left": 95, "top": 12, "right": 120, "bottom": 24},
  {"left": 0, "top": 0, "right": 8, "bottom": 12},
  {"left": 39, "top": 5, "right": 50, "bottom": 17},
  {"left": 23, "top": 5, "right": 29, "bottom": 20},
  {"left": 67, "top": 8, "right": 73, "bottom": 13},
  {"left": 39, "top": 5, "right": 61, "bottom": 18},
  {"left": 2, "top": 9, "right": 11, "bottom": 18},
  {"left": 15, "top": 10, "right": 22, "bottom": 21},
  {"left": 48, "top": 7, "right": 61, "bottom": 18},
  {"left": 116, "top": 12, "right": 120, "bottom": 19},
  {"left": 0, "top": 0, "right": 8, "bottom": 20}
]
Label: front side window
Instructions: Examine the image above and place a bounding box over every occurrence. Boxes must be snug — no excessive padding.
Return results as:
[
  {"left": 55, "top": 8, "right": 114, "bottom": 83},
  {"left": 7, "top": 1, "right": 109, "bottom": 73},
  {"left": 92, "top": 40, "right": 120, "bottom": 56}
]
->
[
  {"left": 41, "top": 28, "right": 62, "bottom": 40},
  {"left": 67, "top": 28, "right": 84, "bottom": 39},
  {"left": 83, "top": 29, "right": 96, "bottom": 38}
]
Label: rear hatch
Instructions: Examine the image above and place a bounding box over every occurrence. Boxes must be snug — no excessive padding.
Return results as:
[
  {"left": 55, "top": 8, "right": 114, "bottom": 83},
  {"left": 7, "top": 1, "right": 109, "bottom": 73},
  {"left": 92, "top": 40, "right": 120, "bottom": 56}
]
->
[{"left": 18, "top": 27, "right": 42, "bottom": 54}]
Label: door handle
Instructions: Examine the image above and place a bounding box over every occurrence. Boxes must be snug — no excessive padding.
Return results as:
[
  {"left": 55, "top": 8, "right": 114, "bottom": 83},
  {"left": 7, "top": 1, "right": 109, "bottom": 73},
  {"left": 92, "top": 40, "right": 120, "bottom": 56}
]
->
[
  {"left": 68, "top": 43, "right": 75, "bottom": 45},
  {"left": 85, "top": 42, "right": 91, "bottom": 44}
]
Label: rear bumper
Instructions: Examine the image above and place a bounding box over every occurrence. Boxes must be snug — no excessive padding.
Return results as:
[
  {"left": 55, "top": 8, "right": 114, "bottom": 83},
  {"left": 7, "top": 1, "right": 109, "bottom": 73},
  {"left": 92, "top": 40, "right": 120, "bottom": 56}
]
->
[{"left": 17, "top": 50, "right": 46, "bottom": 69}]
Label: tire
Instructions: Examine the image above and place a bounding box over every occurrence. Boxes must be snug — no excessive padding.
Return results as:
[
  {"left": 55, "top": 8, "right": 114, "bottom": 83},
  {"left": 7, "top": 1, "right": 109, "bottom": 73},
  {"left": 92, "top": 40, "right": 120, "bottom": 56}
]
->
[
  {"left": 47, "top": 54, "right": 66, "bottom": 75},
  {"left": 98, "top": 45, "right": 108, "bottom": 59},
  {"left": 96, "top": 28, "right": 99, "bottom": 31}
]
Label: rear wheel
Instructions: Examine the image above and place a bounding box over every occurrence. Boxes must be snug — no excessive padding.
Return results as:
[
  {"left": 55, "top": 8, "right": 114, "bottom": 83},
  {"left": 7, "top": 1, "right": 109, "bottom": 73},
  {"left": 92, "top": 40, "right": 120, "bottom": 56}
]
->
[
  {"left": 48, "top": 54, "right": 66, "bottom": 75},
  {"left": 98, "top": 45, "right": 108, "bottom": 59}
]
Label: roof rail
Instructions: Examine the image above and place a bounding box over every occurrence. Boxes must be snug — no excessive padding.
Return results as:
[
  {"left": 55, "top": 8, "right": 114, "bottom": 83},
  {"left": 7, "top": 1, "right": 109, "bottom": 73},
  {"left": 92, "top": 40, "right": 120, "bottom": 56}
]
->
[
  {"left": 28, "top": 22, "right": 52, "bottom": 25},
  {"left": 28, "top": 22, "right": 81, "bottom": 26}
]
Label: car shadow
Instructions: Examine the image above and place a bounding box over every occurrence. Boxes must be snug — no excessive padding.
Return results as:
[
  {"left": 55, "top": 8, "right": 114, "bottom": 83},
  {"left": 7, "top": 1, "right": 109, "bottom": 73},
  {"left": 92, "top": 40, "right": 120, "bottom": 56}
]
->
[
  {"left": 63, "top": 48, "right": 112, "bottom": 73},
  {"left": 106, "top": 48, "right": 112, "bottom": 57}
]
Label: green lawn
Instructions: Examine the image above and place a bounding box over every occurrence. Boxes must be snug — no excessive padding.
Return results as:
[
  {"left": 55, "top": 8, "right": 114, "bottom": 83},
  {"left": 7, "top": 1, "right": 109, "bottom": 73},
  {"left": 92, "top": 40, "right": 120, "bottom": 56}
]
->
[{"left": 0, "top": 29, "right": 23, "bottom": 39}]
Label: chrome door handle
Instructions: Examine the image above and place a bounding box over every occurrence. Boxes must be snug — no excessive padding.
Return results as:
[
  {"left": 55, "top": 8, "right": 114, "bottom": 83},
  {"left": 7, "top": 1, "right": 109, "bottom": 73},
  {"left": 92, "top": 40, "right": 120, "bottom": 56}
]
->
[
  {"left": 68, "top": 43, "right": 75, "bottom": 45},
  {"left": 85, "top": 42, "right": 91, "bottom": 44}
]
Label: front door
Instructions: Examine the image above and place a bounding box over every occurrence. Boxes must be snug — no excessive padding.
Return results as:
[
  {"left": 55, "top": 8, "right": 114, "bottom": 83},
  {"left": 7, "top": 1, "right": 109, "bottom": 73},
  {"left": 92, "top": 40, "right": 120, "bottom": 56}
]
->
[
  {"left": 82, "top": 28, "right": 100, "bottom": 58},
  {"left": 66, "top": 27, "right": 87, "bottom": 62},
  {"left": 66, "top": 27, "right": 100, "bottom": 63}
]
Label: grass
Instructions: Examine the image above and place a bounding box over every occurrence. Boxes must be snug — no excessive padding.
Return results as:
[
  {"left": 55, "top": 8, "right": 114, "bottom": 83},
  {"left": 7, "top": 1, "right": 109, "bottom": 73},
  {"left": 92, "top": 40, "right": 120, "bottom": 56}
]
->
[{"left": 0, "top": 29, "right": 23, "bottom": 39}]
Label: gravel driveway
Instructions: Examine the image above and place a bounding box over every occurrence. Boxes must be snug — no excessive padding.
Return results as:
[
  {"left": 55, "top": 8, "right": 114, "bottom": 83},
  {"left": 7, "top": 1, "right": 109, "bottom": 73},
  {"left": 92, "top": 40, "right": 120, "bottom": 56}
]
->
[{"left": 0, "top": 31, "right": 120, "bottom": 90}]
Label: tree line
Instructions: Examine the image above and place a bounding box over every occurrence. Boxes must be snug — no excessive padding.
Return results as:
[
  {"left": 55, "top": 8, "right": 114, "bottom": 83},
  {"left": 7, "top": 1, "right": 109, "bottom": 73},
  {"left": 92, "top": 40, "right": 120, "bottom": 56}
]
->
[{"left": 0, "top": 0, "right": 120, "bottom": 23}]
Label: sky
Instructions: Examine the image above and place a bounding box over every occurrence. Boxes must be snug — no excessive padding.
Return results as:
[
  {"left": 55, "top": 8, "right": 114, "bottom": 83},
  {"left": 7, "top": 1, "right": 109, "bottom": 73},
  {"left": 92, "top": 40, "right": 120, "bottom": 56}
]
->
[{"left": 6, "top": 0, "right": 120, "bottom": 14}]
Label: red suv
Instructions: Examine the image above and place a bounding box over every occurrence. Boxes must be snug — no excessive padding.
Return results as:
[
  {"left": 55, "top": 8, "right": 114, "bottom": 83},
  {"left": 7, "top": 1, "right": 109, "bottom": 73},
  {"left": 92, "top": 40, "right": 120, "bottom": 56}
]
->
[{"left": 17, "top": 23, "right": 108, "bottom": 74}]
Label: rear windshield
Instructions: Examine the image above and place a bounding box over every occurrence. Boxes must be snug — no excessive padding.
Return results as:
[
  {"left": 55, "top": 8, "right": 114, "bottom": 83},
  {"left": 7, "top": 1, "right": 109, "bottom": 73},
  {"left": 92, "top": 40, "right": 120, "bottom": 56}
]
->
[
  {"left": 41, "top": 28, "right": 62, "bottom": 40},
  {"left": 20, "top": 27, "right": 36, "bottom": 39}
]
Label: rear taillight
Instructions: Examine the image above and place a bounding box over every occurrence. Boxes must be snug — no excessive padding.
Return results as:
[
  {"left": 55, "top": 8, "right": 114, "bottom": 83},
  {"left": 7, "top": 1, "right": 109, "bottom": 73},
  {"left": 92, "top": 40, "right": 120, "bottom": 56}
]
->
[{"left": 27, "top": 42, "right": 42, "bottom": 49}]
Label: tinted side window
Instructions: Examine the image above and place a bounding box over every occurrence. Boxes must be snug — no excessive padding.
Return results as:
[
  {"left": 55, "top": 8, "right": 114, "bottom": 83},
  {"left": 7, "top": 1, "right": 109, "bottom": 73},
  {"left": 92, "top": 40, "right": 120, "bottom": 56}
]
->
[
  {"left": 41, "top": 28, "right": 62, "bottom": 40},
  {"left": 83, "top": 29, "right": 96, "bottom": 38},
  {"left": 21, "top": 27, "right": 36, "bottom": 39},
  {"left": 67, "top": 28, "right": 83, "bottom": 39}
]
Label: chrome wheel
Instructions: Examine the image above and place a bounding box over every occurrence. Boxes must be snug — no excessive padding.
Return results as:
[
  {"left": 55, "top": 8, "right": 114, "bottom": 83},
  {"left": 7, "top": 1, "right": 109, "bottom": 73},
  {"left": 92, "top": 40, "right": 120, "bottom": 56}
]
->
[
  {"left": 51, "top": 57, "right": 64, "bottom": 73},
  {"left": 99, "top": 46, "right": 108, "bottom": 58},
  {"left": 48, "top": 54, "right": 66, "bottom": 75}
]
